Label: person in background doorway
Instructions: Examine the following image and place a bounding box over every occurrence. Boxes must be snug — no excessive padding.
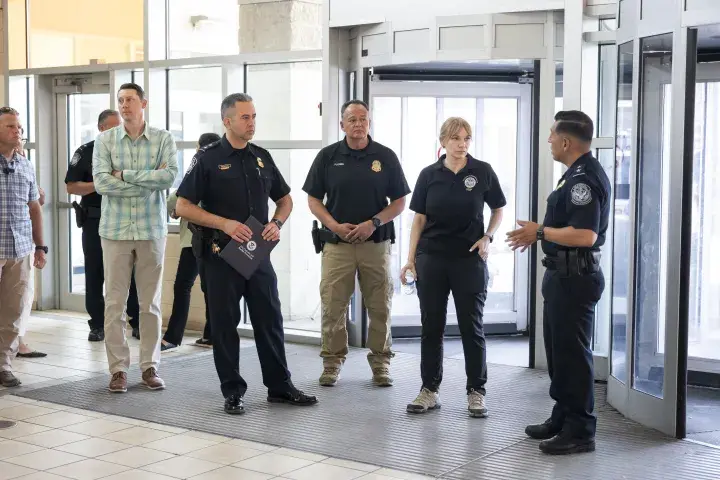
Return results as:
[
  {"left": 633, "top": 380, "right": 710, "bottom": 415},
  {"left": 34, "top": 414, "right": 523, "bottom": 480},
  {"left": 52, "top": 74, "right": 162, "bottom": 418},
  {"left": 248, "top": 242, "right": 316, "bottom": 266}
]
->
[
  {"left": 401, "top": 117, "right": 506, "bottom": 418},
  {"left": 11, "top": 131, "right": 47, "bottom": 359},
  {"left": 160, "top": 132, "right": 220, "bottom": 351},
  {"left": 303, "top": 99, "right": 410, "bottom": 387},
  {"left": 65, "top": 109, "right": 141, "bottom": 343},
  {"left": 0, "top": 107, "right": 47, "bottom": 387},
  {"left": 507, "top": 110, "right": 610, "bottom": 455},
  {"left": 93, "top": 84, "right": 178, "bottom": 393}
]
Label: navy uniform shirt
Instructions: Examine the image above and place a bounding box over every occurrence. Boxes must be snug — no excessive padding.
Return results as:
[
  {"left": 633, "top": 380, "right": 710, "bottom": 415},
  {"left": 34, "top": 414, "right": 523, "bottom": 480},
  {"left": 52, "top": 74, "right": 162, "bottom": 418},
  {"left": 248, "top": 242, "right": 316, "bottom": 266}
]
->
[
  {"left": 302, "top": 136, "right": 410, "bottom": 243},
  {"left": 64, "top": 141, "right": 101, "bottom": 208},
  {"left": 176, "top": 135, "right": 290, "bottom": 225},
  {"left": 541, "top": 152, "right": 611, "bottom": 255},
  {"left": 410, "top": 155, "right": 507, "bottom": 258}
]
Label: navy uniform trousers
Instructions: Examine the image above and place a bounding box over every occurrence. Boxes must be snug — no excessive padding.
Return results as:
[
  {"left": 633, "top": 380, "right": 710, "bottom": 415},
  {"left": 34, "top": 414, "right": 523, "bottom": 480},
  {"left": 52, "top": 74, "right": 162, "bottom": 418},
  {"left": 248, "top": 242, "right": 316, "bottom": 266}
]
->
[
  {"left": 542, "top": 268, "right": 604, "bottom": 439},
  {"left": 200, "top": 250, "right": 293, "bottom": 398}
]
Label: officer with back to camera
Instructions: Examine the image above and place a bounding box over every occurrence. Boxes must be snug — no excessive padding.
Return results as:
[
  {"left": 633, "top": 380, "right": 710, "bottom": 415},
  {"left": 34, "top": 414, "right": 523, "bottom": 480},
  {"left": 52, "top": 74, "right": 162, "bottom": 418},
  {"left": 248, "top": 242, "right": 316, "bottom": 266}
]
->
[
  {"left": 506, "top": 110, "right": 611, "bottom": 455},
  {"left": 175, "top": 93, "right": 318, "bottom": 414},
  {"left": 65, "top": 109, "right": 141, "bottom": 343}
]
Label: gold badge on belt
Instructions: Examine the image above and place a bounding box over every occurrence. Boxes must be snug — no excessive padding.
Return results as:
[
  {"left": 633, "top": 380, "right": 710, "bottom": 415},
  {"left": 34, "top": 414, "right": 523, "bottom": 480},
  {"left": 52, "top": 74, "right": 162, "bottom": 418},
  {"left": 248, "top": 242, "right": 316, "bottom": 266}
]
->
[
  {"left": 211, "top": 242, "right": 221, "bottom": 254},
  {"left": 257, "top": 157, "right": 265, "bottom": 168},
  {"left": 371, "top": 160, "right": 382, "bottom": 172}
]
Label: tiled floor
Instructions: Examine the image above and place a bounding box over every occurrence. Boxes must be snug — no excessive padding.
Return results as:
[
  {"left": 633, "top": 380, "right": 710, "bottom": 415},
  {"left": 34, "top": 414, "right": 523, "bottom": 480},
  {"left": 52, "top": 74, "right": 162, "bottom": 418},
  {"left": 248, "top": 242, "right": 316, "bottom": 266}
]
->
[{"left": 0, "top": 312, "right": 430, "bottom": 480}]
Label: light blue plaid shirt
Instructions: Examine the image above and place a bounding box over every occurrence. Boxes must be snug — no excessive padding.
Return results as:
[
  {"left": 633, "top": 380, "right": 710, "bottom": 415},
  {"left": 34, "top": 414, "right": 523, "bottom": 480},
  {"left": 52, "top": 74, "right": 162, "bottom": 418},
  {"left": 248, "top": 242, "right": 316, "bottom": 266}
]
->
[
  {"left": 0, "top": 153, "right": 39, "bottom": 259},
  {"left": 92, "top": 123, "right": 178, "bottom": 241}
]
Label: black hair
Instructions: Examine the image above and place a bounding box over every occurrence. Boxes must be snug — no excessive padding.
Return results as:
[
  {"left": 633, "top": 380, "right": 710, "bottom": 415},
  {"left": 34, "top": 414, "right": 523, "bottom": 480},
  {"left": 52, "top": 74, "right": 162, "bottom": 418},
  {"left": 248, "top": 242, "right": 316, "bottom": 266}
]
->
[
  {"left": 117, "top": 83, "right": 145, "bottom": 101},
  {"left": 554, "top": 110, "right": 594, "bottom": 143},
  {"left": 341, "top": 99, "right": 369, "bottom": 117},
  {"left": 198, "top": 132, "right": 221, "bottom": 147},
  {"left": 221, "top": 93, "right": 253, "bottom": 119}
]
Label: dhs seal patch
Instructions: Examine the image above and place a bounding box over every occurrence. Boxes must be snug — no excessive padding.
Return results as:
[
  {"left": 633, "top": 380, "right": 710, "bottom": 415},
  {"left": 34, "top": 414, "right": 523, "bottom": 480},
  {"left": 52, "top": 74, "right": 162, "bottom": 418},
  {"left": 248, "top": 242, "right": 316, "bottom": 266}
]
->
[
  {"left": 463, "top": 175, "right": 478, "bottom": 191},
  {"left": 246, "top": 241, "right": 257, "bottom": 252},
  {"left": 570, "top": 183, "right": 592, "bottom": 206}
]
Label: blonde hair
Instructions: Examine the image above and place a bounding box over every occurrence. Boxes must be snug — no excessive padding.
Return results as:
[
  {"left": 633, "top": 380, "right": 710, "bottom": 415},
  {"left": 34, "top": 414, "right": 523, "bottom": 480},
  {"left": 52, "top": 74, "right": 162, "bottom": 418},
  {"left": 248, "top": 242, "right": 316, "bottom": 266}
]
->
[{"left": 439, "top": 117, "right": 473, "bottom": 146}]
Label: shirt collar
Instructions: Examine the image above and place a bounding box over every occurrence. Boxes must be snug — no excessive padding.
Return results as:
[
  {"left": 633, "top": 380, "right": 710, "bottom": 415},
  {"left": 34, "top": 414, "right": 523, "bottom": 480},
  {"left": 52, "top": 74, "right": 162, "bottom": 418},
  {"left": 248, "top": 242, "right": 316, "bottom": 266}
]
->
[
  {"left": 220, "top": 135, "right": 258, "bottom": 158},
  {"left": 337, "top": 135, "right": 378, "bottom": 156},
  {"left": 432, "top": 153, "right": 481, "bottom": 171},
  {"left": 563, "top": 151, "right": 593, "bottom": 179},
  {"left": 120, "top": 122, "right": 150, "bottom": 140},
  {"left": 0, "top": 151, "right": 19, "bottom": 164}
]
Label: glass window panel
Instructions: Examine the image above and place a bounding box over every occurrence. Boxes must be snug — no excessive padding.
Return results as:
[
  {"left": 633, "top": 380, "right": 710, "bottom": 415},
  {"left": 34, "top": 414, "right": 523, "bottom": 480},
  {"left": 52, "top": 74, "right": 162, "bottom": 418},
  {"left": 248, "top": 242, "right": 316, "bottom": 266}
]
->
[
  {"left": 611, "top": 41, "right": 634, "bottom": 383},
  {"left": 168, "top": 68, "right": 224, "bottom": 142},
  {"left": 599, "top": 45, "right": 617, "bottom": 137},
  {"left": 27, "top": 0, "right": 144, "bottom": 68},
  {"left": 8, "top": 0, "right": 27, "bottom": 70},
  {"left": 149, "top": 70, "right": 168, "bottom": 130},
  {"left": 9, "top": 77, "right": 30, "bottom": 140},
  {"left": 688, "top": 82, "right": 720, "bottom": 361},
  {"left": 167, "top": 0, "right": 239, "bottom": 59},
  {"left": 266, "top": 149, "right": 321, "bottom": 332},
  {"left": 633, "top": 34, "right": 673, "bottom": 398},
  {"left": 148, "top": 0, "right": 167, "bottom": 61},
  {"left": 482, "top": 98, "right": 517, "bottom": 313},
  {"left": 554, "top": 62, "right": 565, "bottom": 185},
  {"left": 247, "top": 62, "right": 323, "bottom": 141}
]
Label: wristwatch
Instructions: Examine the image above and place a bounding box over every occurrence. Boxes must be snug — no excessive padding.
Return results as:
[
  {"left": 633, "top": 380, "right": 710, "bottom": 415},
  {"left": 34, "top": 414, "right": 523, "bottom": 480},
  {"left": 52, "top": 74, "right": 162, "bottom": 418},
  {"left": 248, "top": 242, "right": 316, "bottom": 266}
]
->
[
  {"left": 271, "top": 218, "right": 283, "bottom": 230},
  {"left": 35, "top": 245, "right": 48, "bottom": 254},
  {"left": 485, "top": 234, "right": 494, "bottom": 243},
  {"left": 536, "top": 225, "right": 545, "bottom": 241},
  {"left": 371, "top": 217, "right": 382, "bottom": 229}
]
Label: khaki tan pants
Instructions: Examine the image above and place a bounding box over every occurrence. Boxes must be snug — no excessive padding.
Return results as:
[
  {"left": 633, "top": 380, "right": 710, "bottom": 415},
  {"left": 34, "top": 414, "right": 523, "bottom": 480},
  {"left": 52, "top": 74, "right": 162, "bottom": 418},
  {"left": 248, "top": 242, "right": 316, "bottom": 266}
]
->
[
  {"left": 320, "top": 241, "right": 394, "bottom": 368},
  {"left": 0, "top": 256, "right": 32, "bottom": 372},
  {"left": 101, "top": 238, "right": 165, "bottom": 374}
]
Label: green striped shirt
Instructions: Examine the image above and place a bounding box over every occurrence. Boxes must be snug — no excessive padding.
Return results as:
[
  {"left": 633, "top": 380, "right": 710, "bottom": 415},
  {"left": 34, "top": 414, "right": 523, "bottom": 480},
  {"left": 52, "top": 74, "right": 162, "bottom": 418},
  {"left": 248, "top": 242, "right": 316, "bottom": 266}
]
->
[{"left": 92, "top": 123, "right": 178, "bottom": 241}]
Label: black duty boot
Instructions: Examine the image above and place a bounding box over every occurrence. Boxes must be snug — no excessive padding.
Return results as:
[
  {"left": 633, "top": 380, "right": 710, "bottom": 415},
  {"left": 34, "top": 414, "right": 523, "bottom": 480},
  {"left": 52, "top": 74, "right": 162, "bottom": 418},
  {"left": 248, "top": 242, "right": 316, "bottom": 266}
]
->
[
  {"left": 539, "top": 431, "right": 595, "bottom": 455},
  {"left": 268, "top": 388, "right": 318, "bottom": 406},
  {"left": 224, "top": 394, "right": 245, "bottom": 415},
  {"left": 525, "top": 418, "right": 562, "bottom": 440},
  {"left": 88, "top": 328, "right": 105, "bottom": 342}
]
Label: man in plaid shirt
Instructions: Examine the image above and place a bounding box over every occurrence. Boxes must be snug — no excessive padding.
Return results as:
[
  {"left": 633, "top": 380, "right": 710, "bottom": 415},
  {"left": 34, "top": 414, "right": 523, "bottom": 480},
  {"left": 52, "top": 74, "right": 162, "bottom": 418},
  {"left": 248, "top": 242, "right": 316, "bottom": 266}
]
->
[
  {"left": 92, "top": 83, "right": 178, "bottom": 393},
  {"left": 0, "top": 107, "right": 47, "bottom": 388}
]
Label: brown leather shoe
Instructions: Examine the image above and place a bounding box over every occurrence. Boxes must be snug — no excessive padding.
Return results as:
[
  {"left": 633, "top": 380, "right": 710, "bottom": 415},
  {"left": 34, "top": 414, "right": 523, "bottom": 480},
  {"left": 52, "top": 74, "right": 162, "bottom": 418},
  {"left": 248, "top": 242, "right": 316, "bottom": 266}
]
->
[
  {"left": 109, "top": 372, "right": 127, "bottom": 393},
  {"left": 142, "top": 368, "right": 165, "bottom": 390}
]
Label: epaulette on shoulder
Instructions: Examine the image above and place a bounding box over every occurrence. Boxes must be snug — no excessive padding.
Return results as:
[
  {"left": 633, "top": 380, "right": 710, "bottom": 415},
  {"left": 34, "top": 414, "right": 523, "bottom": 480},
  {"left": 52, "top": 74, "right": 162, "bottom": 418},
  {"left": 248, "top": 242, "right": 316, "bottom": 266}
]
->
[{"left": 198, "top": 140, "right": 221, "bottom": 154}]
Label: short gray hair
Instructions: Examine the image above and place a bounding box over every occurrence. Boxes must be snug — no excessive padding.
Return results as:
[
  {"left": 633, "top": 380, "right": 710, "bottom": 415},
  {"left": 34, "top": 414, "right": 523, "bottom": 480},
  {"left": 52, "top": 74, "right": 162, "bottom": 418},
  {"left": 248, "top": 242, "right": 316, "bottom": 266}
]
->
[
  {"left": 97, "top": 109, "right": 119, "bottom": 129},
  {"left": 221, "top": 93, "right": 254, "bottom": 119}
]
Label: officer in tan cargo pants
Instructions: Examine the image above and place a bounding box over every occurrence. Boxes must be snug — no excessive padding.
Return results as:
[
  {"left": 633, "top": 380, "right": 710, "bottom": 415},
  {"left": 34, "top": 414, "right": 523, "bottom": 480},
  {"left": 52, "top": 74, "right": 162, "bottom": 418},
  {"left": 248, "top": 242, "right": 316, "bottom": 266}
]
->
[{"left": 303, "top": 100, "right": 410, "bottom": 387}]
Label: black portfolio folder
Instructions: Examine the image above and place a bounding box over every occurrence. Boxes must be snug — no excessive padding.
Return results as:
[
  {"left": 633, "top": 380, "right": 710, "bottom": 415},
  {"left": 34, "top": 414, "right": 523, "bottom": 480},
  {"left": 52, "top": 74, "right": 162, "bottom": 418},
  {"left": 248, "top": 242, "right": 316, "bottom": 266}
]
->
[{"left": 219, "top": 216, "right": 277, "bottom": 279}]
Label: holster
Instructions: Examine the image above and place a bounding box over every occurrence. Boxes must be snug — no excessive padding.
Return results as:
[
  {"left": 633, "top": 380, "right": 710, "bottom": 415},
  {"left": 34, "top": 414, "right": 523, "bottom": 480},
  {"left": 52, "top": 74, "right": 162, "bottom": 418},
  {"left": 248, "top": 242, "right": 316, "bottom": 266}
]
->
[
  {"left": 189, "top": 223, "right": 230, "bottom": 259},
  {"left": 71, "top": 201, "right": 87, "bottom": 228},
  {"left": 311, "top": 221, "right": 339, "bottom": 254},
  {"left": 542, "top": 250, "right": 602, "bottom": 277}
]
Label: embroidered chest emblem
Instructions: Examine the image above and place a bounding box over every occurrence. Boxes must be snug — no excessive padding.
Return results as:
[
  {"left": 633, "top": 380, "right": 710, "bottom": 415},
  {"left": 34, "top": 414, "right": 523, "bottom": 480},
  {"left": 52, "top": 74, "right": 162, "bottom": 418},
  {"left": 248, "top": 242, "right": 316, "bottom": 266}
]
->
[
  {"left": 257, "top": 157, "right": 265, "bottom": 168},
  {"left": 463, "top": 175, "right": 478, "bottom": 191},
  {"left": 219, "top": 164, "right": 231, "bottom": 170},
  {"left": 371, "top": 160, "right": 382, "bottom": 172},
  {"left": 555, "top": 179, "right": 566, "bottom": 191}
]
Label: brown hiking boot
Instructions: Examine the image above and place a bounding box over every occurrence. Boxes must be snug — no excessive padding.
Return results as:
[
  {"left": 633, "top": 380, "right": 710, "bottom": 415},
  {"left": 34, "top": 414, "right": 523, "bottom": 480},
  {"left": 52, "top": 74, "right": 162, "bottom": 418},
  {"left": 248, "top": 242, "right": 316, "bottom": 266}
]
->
[
  {"left": 109, "top": 372, "right": 127, "bottom": 393},
  {"left": 142, "top": 368, "right": 165, "bottom": 390},
  {"left": 372, "top": 366, "right": 393, "bottom": 387},
  {"left": 0, "top": 371, "right": 22, "bottom": 387}
]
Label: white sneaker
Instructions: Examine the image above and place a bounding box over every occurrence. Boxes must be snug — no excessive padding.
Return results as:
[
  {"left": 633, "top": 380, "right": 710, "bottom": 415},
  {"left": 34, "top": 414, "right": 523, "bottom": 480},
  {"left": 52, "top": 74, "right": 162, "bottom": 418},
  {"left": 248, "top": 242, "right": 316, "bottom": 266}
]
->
[
  {"left": 406, "top": 387, "right": 441, "bottom": 414},
  {"left": 468, "top": 389, "right": 488, "bottom": 418}
]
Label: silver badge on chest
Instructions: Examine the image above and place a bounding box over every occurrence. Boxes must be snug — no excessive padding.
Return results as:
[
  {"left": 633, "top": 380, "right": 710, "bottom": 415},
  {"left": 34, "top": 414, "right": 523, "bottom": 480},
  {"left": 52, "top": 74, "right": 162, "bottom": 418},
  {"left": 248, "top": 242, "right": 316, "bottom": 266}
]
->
[{"left": 463, "top": 175, "right": 478, "bottom": 191}]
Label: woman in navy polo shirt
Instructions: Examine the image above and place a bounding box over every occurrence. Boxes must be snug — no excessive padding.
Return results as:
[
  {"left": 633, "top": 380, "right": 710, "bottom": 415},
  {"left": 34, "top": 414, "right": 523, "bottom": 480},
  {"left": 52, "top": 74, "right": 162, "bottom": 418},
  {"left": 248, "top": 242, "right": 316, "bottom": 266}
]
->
[{"left": 401, "top": 117, "right": 506, "bottom": 418}]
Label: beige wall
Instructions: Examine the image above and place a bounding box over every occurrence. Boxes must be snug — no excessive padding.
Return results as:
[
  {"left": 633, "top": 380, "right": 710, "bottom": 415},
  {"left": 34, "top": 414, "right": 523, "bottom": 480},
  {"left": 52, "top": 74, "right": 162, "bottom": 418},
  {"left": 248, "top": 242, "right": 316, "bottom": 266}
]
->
[{"left": 161, "top": 233, "right": 207, "bottom": 333}]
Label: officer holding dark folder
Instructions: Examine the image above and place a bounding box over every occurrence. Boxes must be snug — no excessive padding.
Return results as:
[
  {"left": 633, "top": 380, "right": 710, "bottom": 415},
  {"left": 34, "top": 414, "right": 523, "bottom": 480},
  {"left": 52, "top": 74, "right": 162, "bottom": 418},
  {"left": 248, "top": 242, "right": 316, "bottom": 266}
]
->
[
  {"left": 506, "top": 110, "right": 610, "bottom": 456},
  {"left": 65, "top": 109, "right": 140, "bottom": 343},
  {"left": 175, "top": 93, "right": 317, "bottom": 414}
]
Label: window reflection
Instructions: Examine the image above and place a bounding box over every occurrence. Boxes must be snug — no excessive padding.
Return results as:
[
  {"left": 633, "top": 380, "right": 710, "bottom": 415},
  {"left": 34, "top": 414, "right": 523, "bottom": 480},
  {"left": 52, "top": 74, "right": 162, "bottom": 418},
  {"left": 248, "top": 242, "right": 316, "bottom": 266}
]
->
[{"left": 168, "top": 67, "right": 224, "bottom": 142}]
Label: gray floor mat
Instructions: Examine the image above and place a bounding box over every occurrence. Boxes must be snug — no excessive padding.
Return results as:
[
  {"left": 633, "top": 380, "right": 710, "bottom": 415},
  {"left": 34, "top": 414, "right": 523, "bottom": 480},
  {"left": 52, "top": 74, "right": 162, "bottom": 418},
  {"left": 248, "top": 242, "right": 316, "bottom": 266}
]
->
[{"left": 13, "top": 344, "right": 720, "bottom": 479}]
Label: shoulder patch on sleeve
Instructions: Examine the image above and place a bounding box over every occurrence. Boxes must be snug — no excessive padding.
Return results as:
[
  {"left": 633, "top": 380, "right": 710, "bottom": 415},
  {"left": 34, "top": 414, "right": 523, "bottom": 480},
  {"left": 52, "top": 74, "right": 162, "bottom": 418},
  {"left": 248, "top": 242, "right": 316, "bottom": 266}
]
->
[
  {"left": 70, "top": 149, "right": 82, "bottom": 166},
  {"left": 570, "top": 183, "right": 592, "bottom": 206}
]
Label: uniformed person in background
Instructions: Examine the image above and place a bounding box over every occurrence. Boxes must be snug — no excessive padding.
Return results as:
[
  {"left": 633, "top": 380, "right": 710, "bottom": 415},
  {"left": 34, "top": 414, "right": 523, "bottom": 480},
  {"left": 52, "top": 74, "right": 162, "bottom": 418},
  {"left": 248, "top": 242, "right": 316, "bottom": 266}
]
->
[
  {"left": 303, "top": 99, "right": 410, "bottom": 388},
  {"left": 401, "top": 117, "right": 506, "bottom": 418},
  {"left": 65, "top": 110, "right": 140, "bottom": 343},
  {"left": 506, "top": 110, "right": 610, "bottom": 455},
  {"left": 176, "top": 93, "right": 317, "bottom": 414}
]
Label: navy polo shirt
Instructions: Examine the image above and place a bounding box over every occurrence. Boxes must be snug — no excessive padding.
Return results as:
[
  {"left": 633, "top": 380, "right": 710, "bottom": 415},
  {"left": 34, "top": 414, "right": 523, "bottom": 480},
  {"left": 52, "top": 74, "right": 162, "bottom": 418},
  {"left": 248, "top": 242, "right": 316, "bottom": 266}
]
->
[
  {"left": 177, "top": 135, "right": 290, "bottom": 225},
  {"left": 302, "top": 135, "right": 410, "bottom": 243},
  {"left": 541, "top": 152, "right": 611, "bottom": 255},
  {"left": 64, "top": 141, "right": 102, "bottom": 208},
  {"left": 410, "top": 154, "right": 507, "bottom": 258}
]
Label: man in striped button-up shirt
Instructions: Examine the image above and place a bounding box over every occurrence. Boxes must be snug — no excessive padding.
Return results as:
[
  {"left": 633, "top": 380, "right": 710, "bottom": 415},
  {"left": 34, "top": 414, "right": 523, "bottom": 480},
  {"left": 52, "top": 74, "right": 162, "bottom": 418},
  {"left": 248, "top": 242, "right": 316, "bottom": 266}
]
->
[{"left": 92, "top": 83, "right": 178, "bottom": 393}]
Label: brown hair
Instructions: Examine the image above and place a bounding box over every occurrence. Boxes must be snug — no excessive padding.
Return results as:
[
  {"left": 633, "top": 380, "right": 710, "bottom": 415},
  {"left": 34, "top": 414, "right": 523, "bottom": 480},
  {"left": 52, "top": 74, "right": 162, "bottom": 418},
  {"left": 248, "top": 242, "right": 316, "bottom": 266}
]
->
[{"left": 439, "top": 117, "right": 472, "bottom": 146}]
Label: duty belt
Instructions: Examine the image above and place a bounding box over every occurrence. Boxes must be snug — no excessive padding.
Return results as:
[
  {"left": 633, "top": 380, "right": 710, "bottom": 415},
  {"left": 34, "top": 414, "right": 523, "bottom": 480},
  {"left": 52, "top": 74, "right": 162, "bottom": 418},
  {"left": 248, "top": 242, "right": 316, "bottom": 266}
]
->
[{"left": 542, "top": 250, "right": 601, "bottom": 277}]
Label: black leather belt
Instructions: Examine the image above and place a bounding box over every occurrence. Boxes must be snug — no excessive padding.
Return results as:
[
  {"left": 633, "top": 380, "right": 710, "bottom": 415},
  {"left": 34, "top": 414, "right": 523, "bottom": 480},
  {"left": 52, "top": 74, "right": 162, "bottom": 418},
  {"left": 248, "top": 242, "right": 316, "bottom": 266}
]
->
[{"left": 542, "top": 250, "right": 601, "bottom": 277}]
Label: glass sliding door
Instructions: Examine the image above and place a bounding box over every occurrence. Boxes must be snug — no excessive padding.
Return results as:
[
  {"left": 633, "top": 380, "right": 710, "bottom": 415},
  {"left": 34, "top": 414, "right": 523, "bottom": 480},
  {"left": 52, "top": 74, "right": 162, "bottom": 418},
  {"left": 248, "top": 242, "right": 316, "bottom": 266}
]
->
[{"left": 369, "top": 81, "right": 532, "bottom": 337}]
